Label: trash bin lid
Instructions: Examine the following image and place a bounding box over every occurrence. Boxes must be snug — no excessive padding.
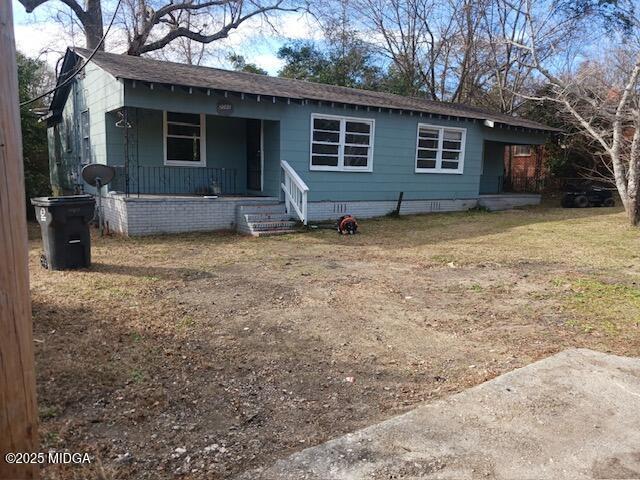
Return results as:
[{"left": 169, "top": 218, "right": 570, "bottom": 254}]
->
[{"left": 31, "top": 195, "right": 95, "bottom": 207}]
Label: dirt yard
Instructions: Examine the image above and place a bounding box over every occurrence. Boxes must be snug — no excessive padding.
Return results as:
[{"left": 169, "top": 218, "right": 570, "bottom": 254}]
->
[{"left": 29, "top": 203, "right": 640, "bottom": 479}]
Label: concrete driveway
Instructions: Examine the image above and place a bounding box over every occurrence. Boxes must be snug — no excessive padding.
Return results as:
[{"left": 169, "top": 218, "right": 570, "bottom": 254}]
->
[{"left": 239, "top": 349, "right": 640, "bottom": 479}]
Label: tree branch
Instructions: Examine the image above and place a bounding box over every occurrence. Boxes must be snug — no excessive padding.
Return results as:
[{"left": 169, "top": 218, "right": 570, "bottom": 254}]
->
[
  {"left": 128, "top": 1, "right": 299, "bottom": 55},
  {"left": 18, "top": 0, "right": 88, "bottom": 23}
]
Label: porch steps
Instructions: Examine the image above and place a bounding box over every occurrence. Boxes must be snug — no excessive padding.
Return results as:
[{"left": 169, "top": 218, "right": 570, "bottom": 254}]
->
[
  {"left": 244, "top": 213, "right": 294, "bottom": 223},
  {"left": 251, "top": 227, "right": 301, "bottom": 237},
  {"left": 237, "top": 203, "right": 304, "bottom": 237},
  {"left": 251, "top": 220, "right": 299, "bottom": 232}
]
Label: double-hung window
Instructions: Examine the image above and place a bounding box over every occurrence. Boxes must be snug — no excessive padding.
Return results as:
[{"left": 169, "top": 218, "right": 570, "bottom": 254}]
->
[
  {"left": 415, "top": 124, "right": 465, "bottom": 174},
  {"left": 310, "top": 114, "right": 374, "bottom": 172},
  {"left": 164, "top": 111, "right": 206, "bottom": 166}
]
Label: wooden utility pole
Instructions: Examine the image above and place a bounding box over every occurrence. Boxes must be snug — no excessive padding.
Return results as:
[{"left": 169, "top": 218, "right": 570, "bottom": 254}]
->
[{"left": 0, "top": 1, "right": 40, "bottom": 479}]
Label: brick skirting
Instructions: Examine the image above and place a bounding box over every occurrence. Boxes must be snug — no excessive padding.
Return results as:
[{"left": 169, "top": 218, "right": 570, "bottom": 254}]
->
[{"left": 101, "top": 194, "right": 540, "bottom": 236}]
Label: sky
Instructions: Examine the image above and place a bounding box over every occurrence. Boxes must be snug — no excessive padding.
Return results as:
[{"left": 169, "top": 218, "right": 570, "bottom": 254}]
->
[{"left": 11, "top": 0, "right": 321, "bottom": 75}]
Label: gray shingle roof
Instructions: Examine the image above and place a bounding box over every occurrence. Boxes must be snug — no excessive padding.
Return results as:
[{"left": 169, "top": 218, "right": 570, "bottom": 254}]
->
[{"left": 73, "top": 47, "right": 557, "bottom": 132}]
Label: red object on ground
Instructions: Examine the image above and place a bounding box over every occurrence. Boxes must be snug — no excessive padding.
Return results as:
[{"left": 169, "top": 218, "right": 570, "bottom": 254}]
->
[{"left": 338, "top": 215, "right": 358, "bottom": 235}]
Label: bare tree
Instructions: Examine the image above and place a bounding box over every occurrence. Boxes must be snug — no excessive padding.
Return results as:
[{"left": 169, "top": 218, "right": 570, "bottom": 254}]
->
[
  {"left": 347, "top": 0, "right": 494, "bottom": 102},
  {"left": 17, "top": 0, "right": 302, "bottom": 57},
  {"left": 123, "top": 6, "right": 209, "bottom": 64},
  {"left": 161, "top": 36, "right": 208, "bottom": 65},
  {"left": 19, "top": 0, "right": 105, "bottom": 50},
  {"left": 480, "top": 0, "right": 536, "bottom": 114},
  {"left": 122, "top": 0, "right": 300, "bottom": 56},
  {"left": 511, "top": 0, "right": 640, "bottom": 224},
  {"left": 447, "top": 0, "right": 490, "bottom": 104},
  {"left": 353, "top": 0, "right": 454, "bottom": 97}
]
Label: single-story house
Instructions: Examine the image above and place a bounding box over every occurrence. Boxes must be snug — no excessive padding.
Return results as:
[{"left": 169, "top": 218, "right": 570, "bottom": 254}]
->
[{"left": 46, "top": 47, "right": 557, "bottom": 236}]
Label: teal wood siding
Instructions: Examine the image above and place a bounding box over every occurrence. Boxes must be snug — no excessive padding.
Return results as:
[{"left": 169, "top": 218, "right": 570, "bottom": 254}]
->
[
  {"left": 480, "top": 141, "right": 506, "bottom": 194},
  {"left": 279, "top": 107, "right": 483, "bottom": 202},
  {"left": 48, "top": 63, "right": 123, "bottom": 192},
  {"left": 83, "top": 62, "right": 123, "bottom": 165},
  {"left": 48, "top": 80, "right": 82, "bottom": 191},
  {"left": 106, "top": 108, "right": 251, "bottom": 194},
  {"left": 108, "top": 109, "right": 247, "bottom": 170},
  {"left": 263, "top": 120, "right": 281, "bottom": 198},
  {"left": 121, "top": 83, "right": 549, "bottom": 201}
]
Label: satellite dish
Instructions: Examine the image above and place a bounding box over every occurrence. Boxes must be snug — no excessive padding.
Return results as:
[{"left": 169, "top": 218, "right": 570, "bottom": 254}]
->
[
  {"left": 81, "top": 164, "right": 116, "bottom": 237},
  {"left": 82, "top": 164, "right": 115, "bottom": 187}
]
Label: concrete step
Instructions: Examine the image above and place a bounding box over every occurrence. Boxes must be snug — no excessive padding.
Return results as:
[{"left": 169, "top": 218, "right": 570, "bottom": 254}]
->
[
  {"left": 479, "top": 200, "right": 534, "bottom": 211},
  {"left": 479, "top": 202, "right": 512, "bottom": 211},
  {"left": 478, "top": 195, "right": 541, "bottom": 211},
  {"left": 236, "top": 202, "right": 303, "bottom": 237},
  {"left": 244, "top": 213, "right": 294, "bottom": 223},
  {"left": 252, "top": 228, "right": 301, "bottom": 237},
  {"left": 248, "top": 220, "right": 299, "bottom": 232}
]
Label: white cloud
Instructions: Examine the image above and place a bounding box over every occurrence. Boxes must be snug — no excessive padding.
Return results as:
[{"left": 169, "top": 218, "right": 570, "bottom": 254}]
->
[
  {"left": 13, "top": 18, "right": 127, "bottom": 69},
  {"left": 270, "top": 11, "right": 324, "bottom": 41},
  {"left": 204, "top": 11, "right": 320, "bottom": 73},
  {"left": 253, "top": 53, "right": 286, "bottom": 75},
  {"left": 14, "top": 22, "right": 74, "bottom": 67},
  {"left": 204, "top": 10, "right": 322, "bottom": 49}
]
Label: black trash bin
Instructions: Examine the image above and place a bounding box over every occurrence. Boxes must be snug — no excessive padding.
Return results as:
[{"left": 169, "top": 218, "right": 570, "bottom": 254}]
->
[{"left": 31, "top": 195, "right": 96, "bottom": 270}]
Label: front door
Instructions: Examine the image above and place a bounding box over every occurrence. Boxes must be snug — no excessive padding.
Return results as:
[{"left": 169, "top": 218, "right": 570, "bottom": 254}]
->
[{"left": 246, "top": 119, "right": 262, "bottom": 191}]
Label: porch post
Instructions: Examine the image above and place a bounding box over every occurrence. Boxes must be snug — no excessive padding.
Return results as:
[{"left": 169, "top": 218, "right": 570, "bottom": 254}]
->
[{"left": 123, "top": 107, "right": 129, "bottom": 197}]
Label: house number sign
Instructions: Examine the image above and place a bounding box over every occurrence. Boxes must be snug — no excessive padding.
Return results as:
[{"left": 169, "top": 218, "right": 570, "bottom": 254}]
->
[{"left": 216, "top": 101, "right": 233, "bottom": 115}]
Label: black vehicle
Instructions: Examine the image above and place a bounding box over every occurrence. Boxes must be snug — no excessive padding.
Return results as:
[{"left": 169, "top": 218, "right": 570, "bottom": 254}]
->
[{"left": 561, "top": 182, "right": 615, "bottom": 208}]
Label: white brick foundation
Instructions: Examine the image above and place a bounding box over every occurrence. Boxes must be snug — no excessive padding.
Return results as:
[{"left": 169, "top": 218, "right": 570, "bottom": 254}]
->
[
  {"left": 102, "top": 195, "right": 128, "bottom": 234},
  {"left": 101, "top": 194, "right": 540, "bottom": 236},
  {"left": 307, "top": 198, "right": 480, "bottom": 221},
  {"left": 102, "top": 194, "right": 279, "bottom": 236}
]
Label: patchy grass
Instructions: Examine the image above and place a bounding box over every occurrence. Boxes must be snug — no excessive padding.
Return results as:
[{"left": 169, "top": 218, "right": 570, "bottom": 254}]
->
[
  {"left": 28, "top": 203, "right": 640, "bottom": 480},
  {"left": 39, "top": 405, "right": 59, "bottom": 420},
  {"left": 561, "top": 277, "right": 640, "bottom": 335}
]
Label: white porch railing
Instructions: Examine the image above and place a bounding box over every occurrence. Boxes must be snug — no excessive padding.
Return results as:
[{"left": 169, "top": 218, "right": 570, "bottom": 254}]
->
[{"left": 281, "top": 160, "right": 309, "bottom": 225}]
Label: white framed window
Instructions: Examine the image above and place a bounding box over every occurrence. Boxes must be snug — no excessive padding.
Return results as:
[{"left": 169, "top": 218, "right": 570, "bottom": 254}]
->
[
  {"left": 310, "top": 113, "right": 374, "bottom": 172},
  {"left": 164, "top": 111, "right": 206, "bottom": 167},
  {"left": 415, "top": 124, "right": 465, "bottom": 174},
  {"left": 513, "top": 145, "right": 532, "bottom": 156}
]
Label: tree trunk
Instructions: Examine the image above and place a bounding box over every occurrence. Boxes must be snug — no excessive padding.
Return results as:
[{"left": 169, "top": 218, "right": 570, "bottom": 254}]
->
[
  {"left": 0, "top": 2, "right": 40, "bottom": 479},
  {"left": 627, "top": 192, "right": 640, "bottom": 226},
  {"left": 84, "top": 0, "right": 104, "bottom": 50},
  {"left": 127, "top": 38, "right": 144, "bottom": 56}
]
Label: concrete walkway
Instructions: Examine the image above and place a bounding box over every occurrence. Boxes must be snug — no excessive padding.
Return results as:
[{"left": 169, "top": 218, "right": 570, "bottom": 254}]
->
[{"left": 239, "top": 349, "right": 640, "bottom": 479}]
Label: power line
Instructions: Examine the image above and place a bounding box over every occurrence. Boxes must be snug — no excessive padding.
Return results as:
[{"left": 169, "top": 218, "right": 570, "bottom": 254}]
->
[{"left": 20, "top": 0, "right": 123, "bottom": 108}]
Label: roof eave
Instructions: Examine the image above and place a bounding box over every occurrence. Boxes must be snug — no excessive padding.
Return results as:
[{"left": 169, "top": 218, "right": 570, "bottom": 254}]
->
[
  {"left": 47, "top": 48, "right": 81, "bottom": 118},
  {"left": 116, "top": 76, "right": 556, "bottom": 133}
]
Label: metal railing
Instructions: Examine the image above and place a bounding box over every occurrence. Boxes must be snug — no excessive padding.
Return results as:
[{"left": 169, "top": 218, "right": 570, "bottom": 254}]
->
[
  {"left": 110, "top": 165, "right": 238, "bottom": 196},
  {"left": 503, "top": 174, "right": 545, "bottom": 194},
  {"left": 281, "top": 160, "right": 309, "bottom": 225}
]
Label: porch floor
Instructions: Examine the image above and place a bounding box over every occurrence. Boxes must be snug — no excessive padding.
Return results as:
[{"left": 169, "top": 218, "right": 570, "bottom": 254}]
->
[
  {"left": 478, "top": 193, "right": 541, "bottom": 211},
  {"left": 108, "top": 193, "right": 280, "bottom": 203}
]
